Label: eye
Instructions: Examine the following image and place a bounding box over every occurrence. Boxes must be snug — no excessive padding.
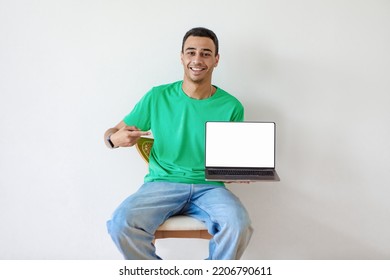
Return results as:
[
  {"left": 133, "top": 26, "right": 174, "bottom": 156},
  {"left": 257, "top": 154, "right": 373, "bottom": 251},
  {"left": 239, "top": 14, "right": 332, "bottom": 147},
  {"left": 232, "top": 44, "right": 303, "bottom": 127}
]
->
[{"left": 202, "top": 52, "right": 212, "bottom": 57}]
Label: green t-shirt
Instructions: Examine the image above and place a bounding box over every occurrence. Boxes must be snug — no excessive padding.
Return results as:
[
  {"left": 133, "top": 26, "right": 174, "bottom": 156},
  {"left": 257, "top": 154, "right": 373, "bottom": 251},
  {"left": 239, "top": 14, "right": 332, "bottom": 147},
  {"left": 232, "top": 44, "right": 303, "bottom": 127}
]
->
[{"left": 124, "top": 81, "right": 244, "bottom": 185}]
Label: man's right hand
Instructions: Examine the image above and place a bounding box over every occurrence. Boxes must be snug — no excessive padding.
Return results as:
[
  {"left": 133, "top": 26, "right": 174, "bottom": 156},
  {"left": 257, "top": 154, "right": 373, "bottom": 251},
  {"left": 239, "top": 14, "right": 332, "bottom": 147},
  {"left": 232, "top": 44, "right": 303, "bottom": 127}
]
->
[
  {"left": 110, "top": 126, "right": 150, "bottom": 147},
  {"left": 104, "top": 121, "right": 151, "bottom": 149}
]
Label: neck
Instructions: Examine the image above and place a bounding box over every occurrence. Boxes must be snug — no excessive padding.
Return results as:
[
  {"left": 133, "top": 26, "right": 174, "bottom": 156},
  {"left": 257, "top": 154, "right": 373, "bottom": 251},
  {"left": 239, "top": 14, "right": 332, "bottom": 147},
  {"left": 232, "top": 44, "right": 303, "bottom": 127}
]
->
[{"left": 182, "top": 79, "right": 215, "bottom": 100}]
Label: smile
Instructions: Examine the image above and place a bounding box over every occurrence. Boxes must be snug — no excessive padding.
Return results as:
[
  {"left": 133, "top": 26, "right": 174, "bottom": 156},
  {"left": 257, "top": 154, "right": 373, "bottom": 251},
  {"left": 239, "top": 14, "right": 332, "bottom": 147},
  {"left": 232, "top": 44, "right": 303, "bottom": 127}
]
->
[{"left": 189, "top": 66, "right": 207, "bottom": 73}]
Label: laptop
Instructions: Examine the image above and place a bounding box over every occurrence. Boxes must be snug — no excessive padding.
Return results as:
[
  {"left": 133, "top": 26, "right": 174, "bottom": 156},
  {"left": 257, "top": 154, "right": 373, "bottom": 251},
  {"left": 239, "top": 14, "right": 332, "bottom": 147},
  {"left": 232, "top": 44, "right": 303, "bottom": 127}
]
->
[{"left": 205, "top": 121, "right": 279, "bottom": 181}]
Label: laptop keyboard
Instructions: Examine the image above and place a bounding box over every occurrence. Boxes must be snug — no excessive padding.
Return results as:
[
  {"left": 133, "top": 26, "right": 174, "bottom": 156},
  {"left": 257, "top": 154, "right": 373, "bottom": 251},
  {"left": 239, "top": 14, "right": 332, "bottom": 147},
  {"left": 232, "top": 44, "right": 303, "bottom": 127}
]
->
[{"left": 208, "top": 169, "right": 274, "bottom": 176}]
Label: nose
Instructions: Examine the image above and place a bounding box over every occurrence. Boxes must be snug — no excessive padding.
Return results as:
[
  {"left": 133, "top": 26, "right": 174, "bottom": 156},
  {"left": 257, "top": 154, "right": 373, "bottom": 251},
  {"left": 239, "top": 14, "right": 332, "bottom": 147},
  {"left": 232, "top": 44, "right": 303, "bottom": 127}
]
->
[{"left": 192, "top": 53, "right": 203, "bottom": 64}]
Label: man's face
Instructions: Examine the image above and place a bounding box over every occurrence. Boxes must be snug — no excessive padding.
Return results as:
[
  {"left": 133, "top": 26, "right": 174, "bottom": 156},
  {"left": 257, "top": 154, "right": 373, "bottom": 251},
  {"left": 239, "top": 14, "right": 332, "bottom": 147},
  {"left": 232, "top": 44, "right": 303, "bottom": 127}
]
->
[{"left": 181, "top": 36, "right": 219, "bottom": 84}]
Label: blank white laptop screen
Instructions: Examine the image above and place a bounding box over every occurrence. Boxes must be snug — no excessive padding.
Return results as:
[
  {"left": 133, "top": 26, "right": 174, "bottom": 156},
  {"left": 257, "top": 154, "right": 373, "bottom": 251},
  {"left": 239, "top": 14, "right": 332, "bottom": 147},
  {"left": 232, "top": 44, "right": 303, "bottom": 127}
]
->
[{"left": 205, "top": 122, "right": 275, "bottom": 168}]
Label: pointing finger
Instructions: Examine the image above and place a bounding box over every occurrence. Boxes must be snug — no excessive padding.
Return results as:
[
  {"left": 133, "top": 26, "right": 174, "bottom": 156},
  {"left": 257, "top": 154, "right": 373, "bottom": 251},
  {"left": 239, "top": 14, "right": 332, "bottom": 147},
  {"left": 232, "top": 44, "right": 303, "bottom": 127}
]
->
[
  {"left": 122, "top": 125, "right": 140, "bottom": 131},
  {"left": 128, "top": 130, "right": 151, "bottom": 137}
]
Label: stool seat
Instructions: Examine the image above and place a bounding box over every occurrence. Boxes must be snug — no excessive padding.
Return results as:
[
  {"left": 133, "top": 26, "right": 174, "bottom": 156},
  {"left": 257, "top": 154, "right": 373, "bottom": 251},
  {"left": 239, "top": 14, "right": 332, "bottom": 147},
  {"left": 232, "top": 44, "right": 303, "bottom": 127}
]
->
[
  {"left": 157, "top": 215, "right": 207, "bottom": 230},
  {"left": 155, "top": 215, "right": 211, "bottom": 240}
]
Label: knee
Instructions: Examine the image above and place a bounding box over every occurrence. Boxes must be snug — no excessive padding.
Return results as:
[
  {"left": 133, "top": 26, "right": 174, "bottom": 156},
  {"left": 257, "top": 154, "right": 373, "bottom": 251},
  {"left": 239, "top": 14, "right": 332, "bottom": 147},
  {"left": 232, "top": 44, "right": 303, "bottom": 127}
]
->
[
  {"left": 231, "top": 205, "right": 252, "bottom": 227},
  {"left": 106, "top": 215, "right": 126, "bottom": 238},
  {"left": 229, "top": 217, "right": 253, "bottom": 248},
  {"left": 233, "top": 215, "right": 253, "bottom": 236},
  {"left": 219, "top": 208, "right": 252, "bottom": 237},
  {"left": 106, "top": 207, "right": 137, "bottom": 237}
]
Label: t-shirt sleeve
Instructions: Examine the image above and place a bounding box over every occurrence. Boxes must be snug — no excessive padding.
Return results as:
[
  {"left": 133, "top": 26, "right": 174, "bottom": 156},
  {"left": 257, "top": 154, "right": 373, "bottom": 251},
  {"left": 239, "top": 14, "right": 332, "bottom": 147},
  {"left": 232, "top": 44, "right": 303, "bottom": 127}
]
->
[
  {"left": 231, "top": 101, "right": 245, "bottom": 122},
  {"left": 123, "top": 88, "right": 153, "bottom": 131}
]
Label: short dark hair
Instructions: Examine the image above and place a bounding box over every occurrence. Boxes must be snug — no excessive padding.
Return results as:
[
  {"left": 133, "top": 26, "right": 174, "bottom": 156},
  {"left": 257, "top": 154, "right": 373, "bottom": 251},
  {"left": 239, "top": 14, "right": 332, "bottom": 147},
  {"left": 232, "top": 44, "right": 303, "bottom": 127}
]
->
[{"left": 181, "top": 27, "right": 219, "bottom": 55}]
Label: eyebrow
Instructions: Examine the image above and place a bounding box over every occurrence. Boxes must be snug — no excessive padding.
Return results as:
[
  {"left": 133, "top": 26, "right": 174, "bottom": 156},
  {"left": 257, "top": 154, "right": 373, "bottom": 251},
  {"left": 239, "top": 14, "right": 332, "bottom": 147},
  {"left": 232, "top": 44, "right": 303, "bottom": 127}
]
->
[{"left": 185, "top": 47, "right": 213, "bottom": 53}]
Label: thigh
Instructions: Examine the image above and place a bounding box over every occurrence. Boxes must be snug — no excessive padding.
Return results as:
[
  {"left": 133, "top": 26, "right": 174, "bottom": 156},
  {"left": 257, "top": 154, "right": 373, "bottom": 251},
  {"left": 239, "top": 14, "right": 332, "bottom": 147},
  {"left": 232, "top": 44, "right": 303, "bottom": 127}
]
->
[
  {"left": 111, "top": 182, "right": 191, "bottom": 232},
  {"left": 189, "top": 185, "right": 251, "bottom": 232}
]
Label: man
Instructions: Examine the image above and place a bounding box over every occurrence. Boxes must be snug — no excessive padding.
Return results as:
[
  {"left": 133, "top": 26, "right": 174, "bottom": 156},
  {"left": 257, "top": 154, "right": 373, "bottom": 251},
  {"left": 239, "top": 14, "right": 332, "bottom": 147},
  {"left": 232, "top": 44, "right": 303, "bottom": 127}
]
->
[{"left": 104, "top": 27, "right": 253, "bottom": 259}]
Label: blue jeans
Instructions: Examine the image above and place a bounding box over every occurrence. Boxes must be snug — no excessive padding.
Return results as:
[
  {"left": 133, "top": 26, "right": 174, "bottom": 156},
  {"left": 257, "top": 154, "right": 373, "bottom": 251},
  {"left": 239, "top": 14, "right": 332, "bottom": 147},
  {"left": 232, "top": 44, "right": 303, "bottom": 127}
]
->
[{"left": 107, "top": 182, "right": 253, "bottom": 259}]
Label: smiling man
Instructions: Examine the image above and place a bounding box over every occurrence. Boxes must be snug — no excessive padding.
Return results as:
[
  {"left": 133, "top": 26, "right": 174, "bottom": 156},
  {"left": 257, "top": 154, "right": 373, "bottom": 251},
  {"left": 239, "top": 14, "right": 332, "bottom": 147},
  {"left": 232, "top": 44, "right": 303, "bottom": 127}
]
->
[
  {"left": 181, "top": 33, "right": 219, "bottom": 97},
  {"left": 104, "top": 27, "right": 253, "bottom": 260}
]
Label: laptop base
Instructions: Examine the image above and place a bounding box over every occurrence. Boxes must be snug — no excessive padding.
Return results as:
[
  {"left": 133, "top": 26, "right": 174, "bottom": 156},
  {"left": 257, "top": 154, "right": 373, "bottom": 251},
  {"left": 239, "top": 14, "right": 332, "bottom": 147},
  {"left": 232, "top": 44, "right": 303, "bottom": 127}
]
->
[{"left": 205, "top": 168, "right": 280, "bottom": 182}]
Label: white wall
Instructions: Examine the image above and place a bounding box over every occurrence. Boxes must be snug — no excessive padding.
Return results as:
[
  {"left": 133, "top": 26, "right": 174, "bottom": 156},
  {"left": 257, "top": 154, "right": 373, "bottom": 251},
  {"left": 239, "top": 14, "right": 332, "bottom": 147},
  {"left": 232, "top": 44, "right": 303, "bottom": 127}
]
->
[{"left": 1, "top": 0, "right": 389, "bottom": 259}]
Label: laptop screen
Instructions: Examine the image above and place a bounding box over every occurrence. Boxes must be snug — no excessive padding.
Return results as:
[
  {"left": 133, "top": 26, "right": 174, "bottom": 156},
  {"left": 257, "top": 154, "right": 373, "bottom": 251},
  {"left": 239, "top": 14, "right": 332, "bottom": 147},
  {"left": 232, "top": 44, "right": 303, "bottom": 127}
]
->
[{"left": 205, "top": 122, "right": 275, "bottom": 168}]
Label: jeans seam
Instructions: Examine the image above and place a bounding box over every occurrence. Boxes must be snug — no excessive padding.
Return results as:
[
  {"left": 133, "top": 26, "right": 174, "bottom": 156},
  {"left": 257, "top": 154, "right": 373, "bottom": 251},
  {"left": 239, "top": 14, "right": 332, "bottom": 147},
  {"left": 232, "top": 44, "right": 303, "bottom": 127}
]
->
[{"left": 161, "top": 183, "right": 192, "bottom": 221}]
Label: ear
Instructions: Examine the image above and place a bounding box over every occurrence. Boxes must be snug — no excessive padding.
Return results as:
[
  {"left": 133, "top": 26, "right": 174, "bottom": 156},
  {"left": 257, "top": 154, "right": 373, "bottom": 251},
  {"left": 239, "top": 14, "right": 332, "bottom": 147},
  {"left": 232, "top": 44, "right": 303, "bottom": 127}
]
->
[{"left": 214, "top": 53, "right": 220, "bottom": 67}]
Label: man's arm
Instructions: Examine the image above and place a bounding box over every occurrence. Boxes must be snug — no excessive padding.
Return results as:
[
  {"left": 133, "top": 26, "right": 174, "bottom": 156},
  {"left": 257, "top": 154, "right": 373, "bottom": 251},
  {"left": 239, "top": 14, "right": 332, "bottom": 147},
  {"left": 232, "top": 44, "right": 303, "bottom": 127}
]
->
[{"left": 104, "top": 121, "right": 150, "bottom": 149}]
